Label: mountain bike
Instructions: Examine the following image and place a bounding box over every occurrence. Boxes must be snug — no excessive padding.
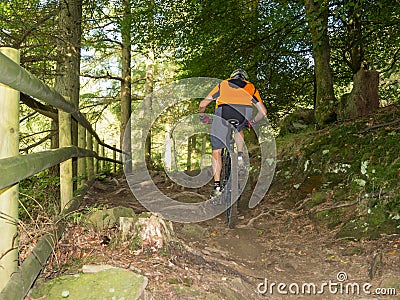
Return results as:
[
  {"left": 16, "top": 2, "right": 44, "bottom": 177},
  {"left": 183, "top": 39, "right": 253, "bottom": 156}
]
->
[
  {"left": 219, "top": 119, "right": 243, "bottom": 228},
  {"left": 203, "top": 116, "right": 247, "bottom": 228}
]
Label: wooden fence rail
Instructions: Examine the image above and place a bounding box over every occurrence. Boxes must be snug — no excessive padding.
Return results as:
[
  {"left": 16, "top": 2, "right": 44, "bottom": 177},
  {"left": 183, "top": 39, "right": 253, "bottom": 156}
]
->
[
  {"left": 0, "top": 146, "right": 120, "bottom": 191},
  {"left": 0, "top": 47, "right": 124, "bottom": 298}
]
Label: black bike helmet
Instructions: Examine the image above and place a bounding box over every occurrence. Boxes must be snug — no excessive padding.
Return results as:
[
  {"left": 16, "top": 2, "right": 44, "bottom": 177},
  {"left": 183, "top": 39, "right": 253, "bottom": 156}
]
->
[{"left": 230, "top": 69, "right": 249, "bottom": 81}]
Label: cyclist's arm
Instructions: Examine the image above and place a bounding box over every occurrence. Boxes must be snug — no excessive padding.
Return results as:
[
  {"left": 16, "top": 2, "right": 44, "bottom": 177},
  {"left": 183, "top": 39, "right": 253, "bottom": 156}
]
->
[
  {"left": 199, "top": 96, "right": 213, "bottom": 116},
  {"left": 249, "top": 86, "right": 267, "bottom": 123},
  {"left": 200, "top": 83, "right": 221, "bottom": 115},
  {"left": 253, "top": 101, "right": 267, "bottom": 123}
]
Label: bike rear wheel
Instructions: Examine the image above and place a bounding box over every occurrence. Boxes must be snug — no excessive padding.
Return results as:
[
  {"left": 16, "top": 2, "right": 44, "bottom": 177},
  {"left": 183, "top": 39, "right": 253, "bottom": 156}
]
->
[
  {"left": 221, "top": 149, "right": 238, "bottom": 228},
  {"left": 228, "top": 151, "right": 239, "bottom": 228},
  {"left": 226, "top": 190, "right": 238, "bottom": 228}
]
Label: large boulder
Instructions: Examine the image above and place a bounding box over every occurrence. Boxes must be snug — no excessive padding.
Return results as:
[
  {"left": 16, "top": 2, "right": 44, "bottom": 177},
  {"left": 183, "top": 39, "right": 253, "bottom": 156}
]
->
[
  {"left": 279, "top": 109, "right": 316, "bottom": 136},
  {"left": 85, "top": 206, "right": 135, "bottom": 230},
  {"left": 30, "top": 267, "right": 148, "bottom": 300}
]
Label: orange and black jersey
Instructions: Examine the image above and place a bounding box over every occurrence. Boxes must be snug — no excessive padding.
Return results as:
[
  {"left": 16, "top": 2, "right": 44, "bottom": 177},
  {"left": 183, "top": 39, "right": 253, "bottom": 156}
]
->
[{"left": 207, "top": 78, "right": 262, "bottom": 107}]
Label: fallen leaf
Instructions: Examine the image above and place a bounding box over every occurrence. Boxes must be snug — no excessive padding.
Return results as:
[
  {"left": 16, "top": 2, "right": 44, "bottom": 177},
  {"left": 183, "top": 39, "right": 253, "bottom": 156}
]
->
[{"left": 340, "top": 259, "right": 349, "bottom": 264}]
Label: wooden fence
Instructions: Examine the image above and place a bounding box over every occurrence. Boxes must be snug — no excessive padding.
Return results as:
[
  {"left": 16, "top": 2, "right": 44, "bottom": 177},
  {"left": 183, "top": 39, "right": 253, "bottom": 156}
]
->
[{"left": 0, "top": 47, "right": 124, "bottom": 299}]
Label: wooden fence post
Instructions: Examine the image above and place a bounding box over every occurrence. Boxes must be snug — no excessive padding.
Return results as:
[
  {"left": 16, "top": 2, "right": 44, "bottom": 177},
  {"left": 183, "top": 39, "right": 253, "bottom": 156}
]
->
[
  {"left": 100, "top": 142, "right": 105, "bottom": 171},
  {"left": 113, "top": 144, "right": 117, "bottom": 173},
  {"left": 77, "top": 123, "right": 86, "bottom": 188},
  {"left": 87, "top": 132, "right": 94, "bottom": 181},
  {"left": 94, "top": 139, "right": 98, "bottom": 175},
  {"left": 59, "top": 101, "right": 73, "bottom": 211},
  {"left": 0, "top": 47, "right": 20, "bottom": 292}
]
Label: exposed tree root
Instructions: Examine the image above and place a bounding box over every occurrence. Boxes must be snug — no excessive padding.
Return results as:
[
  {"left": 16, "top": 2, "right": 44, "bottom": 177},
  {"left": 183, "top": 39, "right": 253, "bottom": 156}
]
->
[
  {"left": 359, "top": 118, "right": 400, "bottom": 134},
  {"left": 310, "top": 200, "right": 358, "bottom": 214}
]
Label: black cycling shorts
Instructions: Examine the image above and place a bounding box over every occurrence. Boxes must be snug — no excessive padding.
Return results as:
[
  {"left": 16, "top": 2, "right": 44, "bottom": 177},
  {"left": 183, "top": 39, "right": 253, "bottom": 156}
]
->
[{"left": 210, "top": 104, "right": 252, "bottom": 150}]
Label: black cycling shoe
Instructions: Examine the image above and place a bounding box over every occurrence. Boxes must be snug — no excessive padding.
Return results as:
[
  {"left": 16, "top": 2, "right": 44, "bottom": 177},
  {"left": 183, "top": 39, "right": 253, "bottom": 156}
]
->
[{"left": 210, "top": 188, "right": 223, "bottom": 205}]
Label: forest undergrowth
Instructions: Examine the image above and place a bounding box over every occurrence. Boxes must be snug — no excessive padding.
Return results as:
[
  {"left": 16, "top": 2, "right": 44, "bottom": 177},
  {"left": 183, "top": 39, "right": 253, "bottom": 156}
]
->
[{"left": 19, "top": 105, "right": 400, "bottom": 299}]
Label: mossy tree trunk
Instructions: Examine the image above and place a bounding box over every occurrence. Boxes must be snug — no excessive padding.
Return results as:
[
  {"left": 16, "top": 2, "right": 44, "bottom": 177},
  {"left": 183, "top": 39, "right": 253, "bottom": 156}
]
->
[
  {"left": 345, "top": 0, "right": 364, "bottom": 74},
  {"left": 338, "top": 68, "right": 379, "bottom": 120},
  {"left": 305, "top": 0, "right": 336, "bottom": 126},
  {"left": 338, "top": 0, "right": 380, "bottom": 120}
]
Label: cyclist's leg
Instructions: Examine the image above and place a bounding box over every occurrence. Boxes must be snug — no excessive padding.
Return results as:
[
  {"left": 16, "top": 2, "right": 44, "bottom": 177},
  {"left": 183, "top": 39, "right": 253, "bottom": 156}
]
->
[
  {"left": 234, "top": 130, "right": 245, "bottom": 153},
  {"left": 210, "top": 115, "right": 226, "bottom": 184},
  {"left": 235, "top": 106, "right": 252, "bottom": 166},
  {"left": 212, "top": 149, "right": 222, "bottom": 182},
  {"left": 210, "top": 106, "right": 229, "bottom": 151},
  {"left": 210, "top": 107, "right": 228, "bottom": 199}
]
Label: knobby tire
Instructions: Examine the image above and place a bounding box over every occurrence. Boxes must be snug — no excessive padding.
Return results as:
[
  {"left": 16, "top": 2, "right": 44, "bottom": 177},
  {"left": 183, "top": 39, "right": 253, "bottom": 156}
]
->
[{"left": 222, "top": 149, "right": 238, "bottom": 228}]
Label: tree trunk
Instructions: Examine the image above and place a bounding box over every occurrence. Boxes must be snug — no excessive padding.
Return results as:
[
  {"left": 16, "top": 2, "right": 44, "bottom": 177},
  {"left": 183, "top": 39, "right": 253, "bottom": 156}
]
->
[
  {"left": 171, "top": 131, "right": 178, "bottom": 172},
  {"left": 345, "top": 0, "right": 364, "bottom": 74},
  {"left": 120, "top": 0, "right": 132, "bottom": 174},
  {"left": 143, "top": 0, "right": 156, "bottom": 168},
  {"left": 336, "top": 1, "right": 379, "bottom": 120},
  {"left": 200, "top": 134, "right": 207, "bottom": 168},
  {"left": 144, "top": 49, "right": 154, "bottom": 168},
  {"left": 305, "top": 0, "right": 336, "bottom": 126},
  {"left": 191, "top": 135, "right": 197, "bottom": 170},
  {"left": 164, "top": 124, "right": 172, "bottom": 171},
  {"left": 338, "top": 68, "right": 379, "bottom": 120},
  {"left": 54, "top": 0, "right": 82, "bottom": 181},
  {"left": 186, "top": 136, "right": 195, "bottom": 171},
  {"left": 54, "top": 0, "right": 82, "bottom": 132}
]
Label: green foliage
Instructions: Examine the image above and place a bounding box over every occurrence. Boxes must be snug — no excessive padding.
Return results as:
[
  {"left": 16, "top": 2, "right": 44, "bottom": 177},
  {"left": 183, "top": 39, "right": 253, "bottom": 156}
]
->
[
  {"left": 329, "top": 0, "right": 400, "bottom": 103},
  {"left": 0, "top": 0, "right": 59, "bottom": 79},
  {"left": 169, "top": 0, "right": 400, "bottom": 124},
  {"left": 1, "top": 0, "right": 60, "bottom": 153},
  {"left": 174, "top": 0, "right": 314, "bottom": 122},
  {"left": 19, "top": 171, "right": 60, "bottom": 222},
  {"left": 66, "top": 203, "right": 108, "bottom": 226},
  {"left": 20, "top": 115, "right": 52, "bottom": 153}
]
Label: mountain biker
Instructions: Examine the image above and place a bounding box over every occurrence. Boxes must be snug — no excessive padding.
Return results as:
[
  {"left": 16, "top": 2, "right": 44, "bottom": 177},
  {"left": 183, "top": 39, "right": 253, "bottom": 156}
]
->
[{"left": 199, "top": 69, "right": 268, "bottom": 200}]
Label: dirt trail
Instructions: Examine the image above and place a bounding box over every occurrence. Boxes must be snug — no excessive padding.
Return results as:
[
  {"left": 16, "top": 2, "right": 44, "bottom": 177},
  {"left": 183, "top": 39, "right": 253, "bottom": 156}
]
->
[{"left": 55, "top": 173, "right": 400, "bottom": 300}]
